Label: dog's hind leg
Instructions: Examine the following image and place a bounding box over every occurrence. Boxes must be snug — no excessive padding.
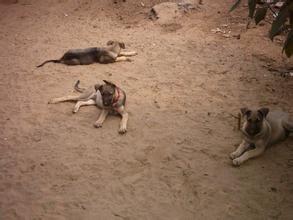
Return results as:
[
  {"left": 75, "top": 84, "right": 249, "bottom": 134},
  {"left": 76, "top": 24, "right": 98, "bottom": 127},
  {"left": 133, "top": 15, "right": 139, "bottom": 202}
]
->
[
  {"left": 115, "top": 56, "right": 132, "bottom": 62},
  {"left": 73, "top": 99, "right": 96, "bottom": 113},
  {"left": 48, "top": 95, "right": 81, "bottom": 104},
  {"left": 119, "top": 51, "right": 137, "bottom": 56},
  {"left": 62, "top": 59, "right": 80, "bottom": 65},
  {"left": 283, "top": 120, "right": 293, "bottom": 133}
]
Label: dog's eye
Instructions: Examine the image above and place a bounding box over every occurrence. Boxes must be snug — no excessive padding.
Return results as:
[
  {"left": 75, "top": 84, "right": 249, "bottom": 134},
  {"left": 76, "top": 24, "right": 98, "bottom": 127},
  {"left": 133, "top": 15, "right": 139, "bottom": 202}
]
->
[{"left": 247, "top": 119, "right": 252, "bottom": 122}]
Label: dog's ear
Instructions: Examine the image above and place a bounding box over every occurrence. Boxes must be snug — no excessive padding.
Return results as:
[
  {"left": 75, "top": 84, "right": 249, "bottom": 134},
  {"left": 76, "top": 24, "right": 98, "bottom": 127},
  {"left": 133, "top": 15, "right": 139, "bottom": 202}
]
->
[
  {"left": 240, "top": 107, "right": 251, "bottom": 116},
  {"left": 107, "top": 40, "right": 114, "bottom": 46},
  {"left": 94, "top": 84, "right": 102, "bottom": 91},
  {"left": 119, "top": 42, "right": 125, "bottom": 49},
  {"left": 103, "top": 80, "right": 116, "bottom": 87},
  {"left": 258, "top": 107, "right": 269, "bottom": 118}
]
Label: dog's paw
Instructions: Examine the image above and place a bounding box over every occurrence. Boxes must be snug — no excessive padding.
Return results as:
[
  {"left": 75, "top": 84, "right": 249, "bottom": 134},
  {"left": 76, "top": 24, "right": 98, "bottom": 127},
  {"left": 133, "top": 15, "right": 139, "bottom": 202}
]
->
[
  {"left": 48, "top": 99, "right": 57, "bottom": 104},
  {"left": 72, "top": 108, "right": 79, "bottom": 114},
  {"left": 94, "top": 122, "right": 103, "bottom": 128},
  {"left": 232, "top": 158, "right": 243, "bottom": 166},
  {"left": 118, "top": 127, "right": 127, "bottom": 134},
  {"left": 230, "top": 152, "right": 239, "bottom": 160}
]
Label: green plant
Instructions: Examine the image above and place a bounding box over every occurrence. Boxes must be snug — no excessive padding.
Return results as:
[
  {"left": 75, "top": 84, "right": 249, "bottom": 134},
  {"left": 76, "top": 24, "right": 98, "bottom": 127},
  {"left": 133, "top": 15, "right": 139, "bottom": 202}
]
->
[{"left": 230, "top": 0, "right": 293, "bottom": 57}]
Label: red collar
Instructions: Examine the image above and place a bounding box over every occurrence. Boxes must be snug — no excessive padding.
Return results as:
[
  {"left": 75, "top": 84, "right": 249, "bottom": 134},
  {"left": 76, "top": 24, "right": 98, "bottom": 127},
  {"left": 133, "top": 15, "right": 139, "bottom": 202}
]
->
[{"left": 112, "top": 87, "right": 120, "bottom": 106}]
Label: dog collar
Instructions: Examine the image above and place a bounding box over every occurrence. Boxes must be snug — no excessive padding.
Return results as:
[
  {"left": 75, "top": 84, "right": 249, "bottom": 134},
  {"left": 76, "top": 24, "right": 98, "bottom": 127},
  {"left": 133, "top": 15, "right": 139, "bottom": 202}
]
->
[{"left": 112, "top": 88, "right": 120, "bottom": 106}]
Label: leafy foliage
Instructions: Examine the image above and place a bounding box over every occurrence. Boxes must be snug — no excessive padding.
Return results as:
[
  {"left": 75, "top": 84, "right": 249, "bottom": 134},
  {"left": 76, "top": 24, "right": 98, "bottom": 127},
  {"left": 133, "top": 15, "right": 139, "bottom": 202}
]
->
[
  {"left": 230, "top": 0, "right": 293, "bottom": 57},
  {"left": 255, "top": 6, "right": 268, "bottom": 24},
  {"left": 283, "top": 28, "right": 293, "bottom": 56},
  {"left": 229, "top": 0, "right": 242, "bottom": 12},
  {"left": 248, "top": 0, "right": 257, "bottom": 18},
  {"left": 270, "top": 1, "right": 290, "bottom": 40}
]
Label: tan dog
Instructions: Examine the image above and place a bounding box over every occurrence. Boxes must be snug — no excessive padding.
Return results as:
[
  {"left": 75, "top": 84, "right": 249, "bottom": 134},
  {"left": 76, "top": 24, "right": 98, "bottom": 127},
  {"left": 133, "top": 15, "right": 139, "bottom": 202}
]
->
[
  {"left": 230, "top": 107, "right": 293, "bottom": 166},
  {"left": 48, "top": 80, "right": 128, "bottom": 134},
  {"left": 37, "top": 40, "right": 137, "bottom": 67}
]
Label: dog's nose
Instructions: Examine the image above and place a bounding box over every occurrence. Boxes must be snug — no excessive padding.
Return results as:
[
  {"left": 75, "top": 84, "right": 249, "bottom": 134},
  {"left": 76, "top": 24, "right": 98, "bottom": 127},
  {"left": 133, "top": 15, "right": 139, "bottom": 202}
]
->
[{"left": 247, "top": 129, "right": 257, "bottom": 136}]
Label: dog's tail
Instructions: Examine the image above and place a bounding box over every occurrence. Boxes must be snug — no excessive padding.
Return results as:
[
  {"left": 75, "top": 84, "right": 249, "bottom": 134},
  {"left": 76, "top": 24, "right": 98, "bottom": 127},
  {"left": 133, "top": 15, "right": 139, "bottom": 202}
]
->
[
  {"left": 36, "top": 59, "right": 60, "bottom": 68},
  {"left": 74, "top": 80, "right": 86, "bottom": 93}
]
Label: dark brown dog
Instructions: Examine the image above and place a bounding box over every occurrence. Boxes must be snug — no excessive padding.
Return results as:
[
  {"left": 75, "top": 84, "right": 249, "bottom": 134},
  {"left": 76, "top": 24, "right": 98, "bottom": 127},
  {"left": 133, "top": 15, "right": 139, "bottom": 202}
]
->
[{"left": 37, "top": 40, "right": 137, "bottom": 67}]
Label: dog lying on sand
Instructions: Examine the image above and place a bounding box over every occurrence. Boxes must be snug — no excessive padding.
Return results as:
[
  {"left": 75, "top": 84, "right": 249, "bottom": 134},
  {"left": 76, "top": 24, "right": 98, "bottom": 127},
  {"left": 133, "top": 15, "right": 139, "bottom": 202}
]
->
[
  {"left": 37, "top": 40, "right": 137, "bottom": 67},
  {"left": 230, "top": 107, "right": 293, "bottom": 166},
  {"left": 49, "top": 80, "right": 128, "bottom": 134}
]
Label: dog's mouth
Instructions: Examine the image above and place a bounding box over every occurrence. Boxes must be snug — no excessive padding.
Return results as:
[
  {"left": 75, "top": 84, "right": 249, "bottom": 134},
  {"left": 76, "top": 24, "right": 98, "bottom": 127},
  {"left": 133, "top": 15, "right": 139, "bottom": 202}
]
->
[
  {"left": 102, "top": 94, "right": 116, "bottom": 107},
  {"left": 241, "top": 128, "right": 261, "bottom": 138},
  {"left": 102, "top": 99, "right": 113, "bottom": 107}
]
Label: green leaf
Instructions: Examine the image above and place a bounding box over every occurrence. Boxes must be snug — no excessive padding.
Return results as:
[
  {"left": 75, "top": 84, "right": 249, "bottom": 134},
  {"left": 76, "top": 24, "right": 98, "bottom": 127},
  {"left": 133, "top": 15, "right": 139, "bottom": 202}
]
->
[
  {"left": 269, "top": 2, "right": 290, "bottom": 40},
  {"left": 255, "top": 6, "right": 268, "bottom": 25},
  {"left": 229, "top": 0, "right": 242, "bottom": 12},
  {"left": 283, "top": 29, "right": 293, "bottom": 57},
  {"left": 248, "top": 0, "right": 257, "bottom": 18}
]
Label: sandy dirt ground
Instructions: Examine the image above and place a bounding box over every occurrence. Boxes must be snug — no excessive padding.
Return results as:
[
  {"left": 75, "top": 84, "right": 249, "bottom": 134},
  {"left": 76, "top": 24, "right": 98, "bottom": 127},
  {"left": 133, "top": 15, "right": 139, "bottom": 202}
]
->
[{"left": 0, "top": 0, "right": 293, "bottom": 219}]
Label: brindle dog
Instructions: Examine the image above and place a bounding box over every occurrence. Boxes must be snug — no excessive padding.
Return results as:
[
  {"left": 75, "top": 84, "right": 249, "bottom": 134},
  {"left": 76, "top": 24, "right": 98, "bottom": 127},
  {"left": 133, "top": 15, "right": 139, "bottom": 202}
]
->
[
  {"left": 48, "top": 80, "right": 128, "bottom": 134},
  {"left": 37, "top": 40, "right": 137, "bottom": 67},
  {"left": 230, "top": 107, "right": 293, "bottom": 166}
]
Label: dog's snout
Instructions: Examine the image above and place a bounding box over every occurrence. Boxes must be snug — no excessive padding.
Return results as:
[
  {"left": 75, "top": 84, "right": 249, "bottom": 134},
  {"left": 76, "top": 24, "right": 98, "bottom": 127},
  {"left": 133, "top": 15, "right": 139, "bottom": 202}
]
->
[
  {"left": 247, "top": 129, "right": 256, "bottom": 136},
  {"left": 102, "top": 97, "right": 112, "bottom": 106},
  {"left": 246, "top": 126, "right": 260, "bottom": 136}
]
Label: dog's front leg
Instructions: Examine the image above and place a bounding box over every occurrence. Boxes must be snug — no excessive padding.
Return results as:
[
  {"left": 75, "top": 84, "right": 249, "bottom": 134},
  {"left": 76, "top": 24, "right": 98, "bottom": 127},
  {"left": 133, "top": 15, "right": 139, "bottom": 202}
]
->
[
  {"left": 232, "top": 143, "right": 265, "bottom": 166},
  {"left": 115, "top": 56, "right": 132, "bottom": 62},
  {"left": 116, "top": 106, "right": 128, "bottom": 134},
  {"left": 94, "top": 109, "right": 109, "bottom": 128},
  {"left": 73, "top": 99, "right": 96, "bottom": 113},
  {"left": 48, "top": 95, "right": 80, "bottom": 104},
  {"left": 119, "top": 51, "right": 137, "bottom": 57},
  {"left": 230, "top": 140, "right": 250, "bottom": 159}
]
